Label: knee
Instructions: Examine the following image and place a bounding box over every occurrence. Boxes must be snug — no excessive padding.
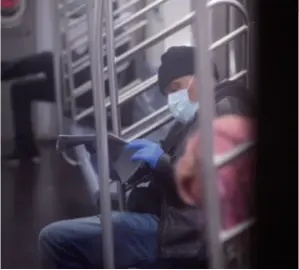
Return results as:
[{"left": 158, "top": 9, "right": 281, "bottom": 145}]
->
[
  {"left": 39, "top": 220, "right": 68, "bottom": 253},
  {"left": 39, "top": 222, "right": 58, "bottom": 251}
]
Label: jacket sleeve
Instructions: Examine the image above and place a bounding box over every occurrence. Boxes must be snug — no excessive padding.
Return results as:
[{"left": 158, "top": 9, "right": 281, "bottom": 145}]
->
[{"left": 150, "top": 153, "right": 182, "bottom": 201}]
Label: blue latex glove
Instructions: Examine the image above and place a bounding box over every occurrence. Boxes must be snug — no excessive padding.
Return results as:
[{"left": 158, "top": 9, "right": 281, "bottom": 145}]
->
[{"left": 126, "top": 139, "right": 164, "bottom": 168}]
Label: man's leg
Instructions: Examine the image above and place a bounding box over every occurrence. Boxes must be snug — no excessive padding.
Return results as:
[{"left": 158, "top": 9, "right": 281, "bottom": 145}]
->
[
  {"left": 2, "top": 52, "right": 54, "bottom": 81},
  {"left": 5, "top": 77, "right": 55, "bottom": 164},
  {"left": 39, "top": 212, "right": 159, "bottom": 268}
]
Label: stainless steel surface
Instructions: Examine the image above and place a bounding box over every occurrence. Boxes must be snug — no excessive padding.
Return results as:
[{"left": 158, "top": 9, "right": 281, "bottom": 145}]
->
[
  {"left": 68, "top": 13, "right": 87, "bottom": 28},
  {"left": 74, "top": 75, "right": 156, "bottom": 121},
  {"left": 114, "top": 12, "right": 195, "bottom": 68},
  {"left": 52, "top": 0, "right": 65, "bottom": 134},
  {"left": 209, "top": 25, "right": 248, "bottom": 51},
  {"left": 220, "top": 219, "right": 255, "bottom": 242},
  {"left": 121, "top": 105, "right": 171, "bottom": 138},
  {"left": 113, "top": 0, "right": 141, "bottom": 17},
  {"left": 228, "top": 69, "right": 247, "bottom": 80},
  {"left": 66, "top": 3, "right": 86, "bottom": 18},
  {"left": 104, "top": 0, "right": 125, "bottom": 211},
  {"left": 207, "top": 0, "right": 249, "bottom": 24},
  {"left": 61, "top": 2, "right": 77, "bottom": 120},
  {"left": 228, "top": 6, "right": 237, "bottom": 76},
  {"left": 214, "top": 141, "right": 254, "bottom": 169},
  {"left": 114, "top": 0, "right": 167, "bottom": 32},
  {"left": 126, "top": 114, "right": 173, "bottom": 141},
  {"left": 88, "top": 1, "right": 115, "bottom": 267},
  {"left": 104, "top": 0, "right": 121, "bottom": 135},
  {"left": 192, "top": 0, "right": 224, "bottom": 267}
]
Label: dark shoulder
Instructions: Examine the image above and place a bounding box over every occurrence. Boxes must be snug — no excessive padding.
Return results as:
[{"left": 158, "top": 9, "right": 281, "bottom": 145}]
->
[{"left": 215, "top": 80, "right": 255, "bottom": 118}]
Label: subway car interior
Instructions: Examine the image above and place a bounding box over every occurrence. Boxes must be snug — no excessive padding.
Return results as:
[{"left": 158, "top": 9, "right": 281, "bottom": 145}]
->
[{"left": 1, "top": 0, "right": 256, "bottom": 268}]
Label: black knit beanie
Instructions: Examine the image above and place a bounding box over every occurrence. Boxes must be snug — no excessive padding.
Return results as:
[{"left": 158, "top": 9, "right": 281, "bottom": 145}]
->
[{"left": 158, "top": 46, "right": 219, "bottom": 94}]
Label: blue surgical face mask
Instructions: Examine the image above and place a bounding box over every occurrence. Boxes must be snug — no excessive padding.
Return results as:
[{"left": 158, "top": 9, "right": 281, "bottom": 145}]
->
[{"left": 167, "top": 78, "right": 199, "bottom": 123}]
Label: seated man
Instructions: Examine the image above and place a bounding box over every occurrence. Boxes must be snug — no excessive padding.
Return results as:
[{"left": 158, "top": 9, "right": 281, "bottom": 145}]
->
[{"left": 38, "top": 46, "right": 253, "bottom": 268}]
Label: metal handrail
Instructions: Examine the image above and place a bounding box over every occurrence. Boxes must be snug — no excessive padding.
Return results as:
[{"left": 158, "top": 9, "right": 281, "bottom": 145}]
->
[
  {"left": 227, "top": 6, "right": 237, "bottom": 77},
  {"left": 207, "top": 0, "right": 249, "bottom": 24},
  {"left": 192, "top": 0, "right": 223, "bottom": 267},
  {"left": 88, "top": 1, "right": 115, "bottom": 268},
  {"left": 61, "top": 2, "right": 77, "bottom": 121},
  {"left": 66, "top": 3, "right": 86, "bottom": 18},
  {"left": 104, "top": 0, "right": 125, "bottom": 210},
  {"left": 121, "top": 105, "right": 169, "bottom": 137},
  {"left": 67, "top": 19, "right": 147, "bottom": 53},
  {"left": 113, "top": 0, "right": 141, "bottom": 17},
  {"left": 73, "top": 79, "right": 140, "bottom": 120},
  {"left": 127, "top": 114, "right": 173, "bottom": 141},
  {"left": 208, "top": 0, "right": 250, "bottom": 86},
  {"left": 74, "top": 75, "right": 157, "bottom": 121},
  {"left": 220, "top": 218, "right": 255, "bottom": 243},
  {"left": 209, "top": 25, "right": 248, "bottom": 51},
  {"left": 70, "top": 11, "right": 194, "bottom": 78},
  {"left": 68, "top": 13, "right": 87, "bottom": 28},
  {"left": 214, "top": 141, "right": 254, "bottom": 169},
  {"left": 114, "top": 0, "right": 167, "bottom": 32},
  {"left": 52, "top": 0, "right": 65, "bottom": 135},
  {"left": 112, "top": 12, "right": 195, "bottom": 69},
  {"left": 52, "top": 0, "right": 79, "bottom": 166}
]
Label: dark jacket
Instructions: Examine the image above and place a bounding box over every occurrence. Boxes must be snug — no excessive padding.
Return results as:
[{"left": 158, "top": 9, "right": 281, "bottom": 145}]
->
[{"left": 127, "top": 80, "right": 254, "bottom": 260}]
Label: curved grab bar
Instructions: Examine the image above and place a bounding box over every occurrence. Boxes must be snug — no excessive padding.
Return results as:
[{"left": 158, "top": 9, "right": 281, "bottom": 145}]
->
[
  {"left": 207, "top": 0, "right": 249, "bottom": 87},
  {"left": 61, "top": 152, "right": 79, "bottom": 166},
  {"left": 207, "top": 0, "right": 249, "bottom": 25},
  {"left": 88, "top": 1, "right": 115, "bottom": 268}
]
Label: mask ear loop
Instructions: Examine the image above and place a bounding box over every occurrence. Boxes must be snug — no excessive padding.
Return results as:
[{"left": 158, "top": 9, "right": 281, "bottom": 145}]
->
[
  {"left": 187, "top": 77, "right": 195, "bottom": 92},
  {"left": 186, "top": 77, "right": 196, "bottom": 102}
]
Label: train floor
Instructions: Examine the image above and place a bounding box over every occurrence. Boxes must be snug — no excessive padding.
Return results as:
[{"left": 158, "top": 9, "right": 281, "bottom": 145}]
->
[{"left": 1, "top": 141, "right": 98, "bottom": 269}]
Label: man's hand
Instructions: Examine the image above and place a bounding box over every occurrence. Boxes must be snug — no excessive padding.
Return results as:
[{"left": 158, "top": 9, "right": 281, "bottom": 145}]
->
[{"left": 126, "top": 139, "right": 164, "bottom": 169}]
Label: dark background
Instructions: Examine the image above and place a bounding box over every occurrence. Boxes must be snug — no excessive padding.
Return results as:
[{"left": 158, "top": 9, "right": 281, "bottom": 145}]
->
[{"left": 253, "top": 1, "right": 298, "bottom": 268}]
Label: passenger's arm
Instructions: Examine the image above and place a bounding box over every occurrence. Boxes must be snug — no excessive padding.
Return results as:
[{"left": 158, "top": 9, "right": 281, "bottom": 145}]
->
[{"left": 175, "top": 115, "right": 255, "bottom": 205}]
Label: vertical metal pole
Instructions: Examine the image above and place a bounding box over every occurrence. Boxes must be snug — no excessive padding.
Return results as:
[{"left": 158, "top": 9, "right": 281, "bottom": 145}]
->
[
  {"left": 52, "top": 0, "right": 65, "bottom": 133},
  {"left": 104, "top": 0, "right": 125, "bottom": 211},
  {"left": 244, "top": 16, "right": 250, "bottom": 89},
  {"left": 192, "top": 0, "right": 224, "bottom": 268},
  {"left": 241, "top": 0, "right": 248, "bottom": 88},
  {"left": 88, "top": 1, "right": 115, "bottom": 268},
  {"left": 228, "top": 6, "right": 237, "bottom": 77},
  {"left": 61, "top": 2, "right": 78, "bottom": 121}
]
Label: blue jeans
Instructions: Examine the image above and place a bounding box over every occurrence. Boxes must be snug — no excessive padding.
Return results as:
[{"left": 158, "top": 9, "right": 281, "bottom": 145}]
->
[{"left": 39, "top": 212, "right": 159, "bottom": 268}]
